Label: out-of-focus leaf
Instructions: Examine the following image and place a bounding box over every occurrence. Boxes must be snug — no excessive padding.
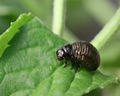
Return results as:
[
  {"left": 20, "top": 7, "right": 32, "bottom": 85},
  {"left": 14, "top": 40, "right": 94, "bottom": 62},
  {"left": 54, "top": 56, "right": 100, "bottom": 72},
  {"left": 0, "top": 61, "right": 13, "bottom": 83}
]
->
[
  {"left": 62, "top": 27, "right": 78, "bottom": 43},
  {"left": 20, "top": 0, "right": 53, "bottom": 29},
  {"left": 83, "top": 0, "right": 117, "bottom": 25},
  {"left": 100, "top": 35, "right": 120, "bottom": 68},
  {"left": 99, "top": 34, "right": 120, "bottom": 96}
]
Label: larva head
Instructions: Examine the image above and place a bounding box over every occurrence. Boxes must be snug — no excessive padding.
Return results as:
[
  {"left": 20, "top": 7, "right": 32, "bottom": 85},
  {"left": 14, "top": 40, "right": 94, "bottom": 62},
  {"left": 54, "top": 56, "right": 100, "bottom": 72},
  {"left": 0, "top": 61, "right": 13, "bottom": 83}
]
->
[{"left": 56, "top": 49, "right": 65, "bottom": 61}]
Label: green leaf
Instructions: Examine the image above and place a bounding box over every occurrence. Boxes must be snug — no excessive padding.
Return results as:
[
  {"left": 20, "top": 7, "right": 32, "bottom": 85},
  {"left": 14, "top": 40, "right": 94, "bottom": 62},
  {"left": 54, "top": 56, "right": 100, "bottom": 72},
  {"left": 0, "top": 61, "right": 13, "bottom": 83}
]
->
[
  {"left": 0, "top": 13, "right": 118, "bottom": 96},
  {"left": 0, "top": 13, "right": 33, "bottom": 58}
]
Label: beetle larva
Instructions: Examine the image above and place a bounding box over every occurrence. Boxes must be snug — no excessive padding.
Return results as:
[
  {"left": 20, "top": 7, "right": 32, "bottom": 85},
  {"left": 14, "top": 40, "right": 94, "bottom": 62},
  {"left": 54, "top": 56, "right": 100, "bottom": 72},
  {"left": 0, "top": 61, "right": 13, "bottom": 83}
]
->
[{"left": 56, "top": 41, "right": 100, "bottom": 71}]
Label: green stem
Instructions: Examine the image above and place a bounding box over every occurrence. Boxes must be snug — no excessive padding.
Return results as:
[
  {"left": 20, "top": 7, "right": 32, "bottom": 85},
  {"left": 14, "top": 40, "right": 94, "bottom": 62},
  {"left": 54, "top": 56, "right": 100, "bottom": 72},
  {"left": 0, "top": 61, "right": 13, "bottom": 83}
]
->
[
  {"left": 91, "top": 7, "right": 120, "bottom": 50},
  {"left": 52, "top": 0, "right": 66, "bottom": 36}
]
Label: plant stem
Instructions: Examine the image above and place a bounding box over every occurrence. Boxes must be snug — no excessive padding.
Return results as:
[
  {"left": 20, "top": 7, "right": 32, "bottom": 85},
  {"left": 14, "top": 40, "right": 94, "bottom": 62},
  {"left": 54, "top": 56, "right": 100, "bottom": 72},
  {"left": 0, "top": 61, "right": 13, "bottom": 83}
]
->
[
  {"left": 52, "top": 0, "right": 66, "bottom": 36},
  {"left": 91, "top": 7, "right": 120, "bottom": 50}
]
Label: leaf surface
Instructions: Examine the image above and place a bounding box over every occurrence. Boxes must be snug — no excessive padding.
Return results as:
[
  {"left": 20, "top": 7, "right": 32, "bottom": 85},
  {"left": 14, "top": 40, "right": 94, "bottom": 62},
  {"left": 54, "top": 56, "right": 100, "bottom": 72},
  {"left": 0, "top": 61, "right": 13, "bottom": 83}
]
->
[{"left": 0, "top": 13, "right": 117, "bottom": 96}]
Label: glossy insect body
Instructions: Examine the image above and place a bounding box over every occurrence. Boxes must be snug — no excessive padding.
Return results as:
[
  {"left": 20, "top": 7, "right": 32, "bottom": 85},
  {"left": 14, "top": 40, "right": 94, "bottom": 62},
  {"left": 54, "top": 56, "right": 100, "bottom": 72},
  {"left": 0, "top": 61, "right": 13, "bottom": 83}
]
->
[{"left": 56, "top": 41, "right": 100, "bottom": 71}]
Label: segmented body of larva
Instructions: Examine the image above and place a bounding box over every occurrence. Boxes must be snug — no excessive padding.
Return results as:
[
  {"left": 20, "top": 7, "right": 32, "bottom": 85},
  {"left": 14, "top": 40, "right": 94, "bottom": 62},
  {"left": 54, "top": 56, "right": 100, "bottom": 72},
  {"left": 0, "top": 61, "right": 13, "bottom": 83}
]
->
[{"left": 56, "top": 41, "right": 100, "bottom": 71}]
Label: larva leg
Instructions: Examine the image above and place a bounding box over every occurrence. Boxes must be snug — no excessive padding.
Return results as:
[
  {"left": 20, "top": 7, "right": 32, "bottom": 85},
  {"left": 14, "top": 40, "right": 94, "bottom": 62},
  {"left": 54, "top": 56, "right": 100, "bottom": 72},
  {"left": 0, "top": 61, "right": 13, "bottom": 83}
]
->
[
  {"left": 70, "top": 63, "right": 74, "bottom": 70},
  {"left": 64, "top": 60, "right": 67, "bottom": 68},
  {"left": 77, "top": 64, "right": 80, "bottom": 72}
]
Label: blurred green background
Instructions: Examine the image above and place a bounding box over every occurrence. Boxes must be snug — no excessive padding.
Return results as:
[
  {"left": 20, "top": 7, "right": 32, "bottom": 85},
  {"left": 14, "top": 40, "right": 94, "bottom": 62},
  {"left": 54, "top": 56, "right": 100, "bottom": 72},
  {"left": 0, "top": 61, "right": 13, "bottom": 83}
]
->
[{"left": 0, "top": 0, "right": 120, "bottom": 96}]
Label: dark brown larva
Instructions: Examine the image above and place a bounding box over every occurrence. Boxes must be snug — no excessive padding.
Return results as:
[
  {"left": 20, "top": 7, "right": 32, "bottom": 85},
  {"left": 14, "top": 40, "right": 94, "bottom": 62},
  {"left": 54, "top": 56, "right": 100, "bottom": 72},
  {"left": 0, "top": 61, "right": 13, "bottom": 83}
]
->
[{"left": 56, "top": 41, "right": 100, "bottom": 71}]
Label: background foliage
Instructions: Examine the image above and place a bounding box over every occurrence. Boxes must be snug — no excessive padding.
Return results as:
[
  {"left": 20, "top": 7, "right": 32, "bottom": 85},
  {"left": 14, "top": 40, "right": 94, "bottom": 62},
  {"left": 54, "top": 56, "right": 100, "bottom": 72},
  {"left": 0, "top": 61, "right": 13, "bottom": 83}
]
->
[{"left": 0, "top": 0, "right": 120, "bottom": 96}]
